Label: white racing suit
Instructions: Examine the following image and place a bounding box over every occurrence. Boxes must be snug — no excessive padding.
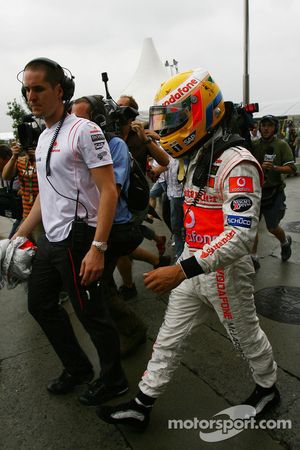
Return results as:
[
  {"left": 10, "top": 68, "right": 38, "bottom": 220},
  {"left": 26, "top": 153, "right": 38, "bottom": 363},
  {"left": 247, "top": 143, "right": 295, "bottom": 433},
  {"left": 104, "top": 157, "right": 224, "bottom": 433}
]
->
[{"left": 139, "top": 145, "right": 277, "bottom": 397}]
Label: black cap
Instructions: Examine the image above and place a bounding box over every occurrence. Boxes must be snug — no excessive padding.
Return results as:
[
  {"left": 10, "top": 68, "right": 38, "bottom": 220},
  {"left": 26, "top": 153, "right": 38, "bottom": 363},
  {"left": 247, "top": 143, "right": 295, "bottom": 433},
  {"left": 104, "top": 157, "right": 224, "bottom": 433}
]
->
[{"left": 260, "top": 115, "right": 278, "bottom": 125}]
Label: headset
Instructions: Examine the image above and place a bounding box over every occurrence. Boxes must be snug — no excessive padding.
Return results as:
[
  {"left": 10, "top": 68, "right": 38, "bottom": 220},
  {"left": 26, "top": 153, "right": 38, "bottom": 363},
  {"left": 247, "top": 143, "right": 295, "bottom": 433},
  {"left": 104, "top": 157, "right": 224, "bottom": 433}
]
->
[
  {"left": 18, "top": 57, "right": 75, "bottom": 102},
  {"left": 83, "top": 95, "right": 107, "bottom": 128},
  {"left": 17, "top": 58, "right": 89, "bottom": 222}
]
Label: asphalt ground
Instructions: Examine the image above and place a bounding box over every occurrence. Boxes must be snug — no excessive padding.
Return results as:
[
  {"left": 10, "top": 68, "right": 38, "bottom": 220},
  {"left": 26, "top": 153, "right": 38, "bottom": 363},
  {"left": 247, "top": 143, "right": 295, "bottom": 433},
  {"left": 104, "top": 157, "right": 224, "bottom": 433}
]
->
[{"left": 0, "top": 166, "right": 300, "bottom": 450}]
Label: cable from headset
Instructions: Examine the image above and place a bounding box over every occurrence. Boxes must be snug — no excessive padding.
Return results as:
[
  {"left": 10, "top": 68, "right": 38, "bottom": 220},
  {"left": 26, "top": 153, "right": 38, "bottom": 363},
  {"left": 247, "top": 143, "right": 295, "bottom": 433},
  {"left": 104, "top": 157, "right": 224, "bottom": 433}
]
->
[
  {"left": 46, "top": 177, "right": 88, "bottom": 218},
  {"left": 46, "top": 105, "right": 68, "bottom": 176},
  {"left": 45, "top": 103, "right": 88, "bottom": 218}
]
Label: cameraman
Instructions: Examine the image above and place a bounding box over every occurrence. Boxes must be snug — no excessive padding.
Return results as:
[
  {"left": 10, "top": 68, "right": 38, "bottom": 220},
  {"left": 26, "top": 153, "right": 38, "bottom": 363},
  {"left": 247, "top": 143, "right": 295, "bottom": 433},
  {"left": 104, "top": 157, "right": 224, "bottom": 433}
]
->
[
  {"left": 2, "top": 141, "right": 43, "bottom": 243},
  {"left": 71, "top": 96, "right": 148, "bottom": 358}
]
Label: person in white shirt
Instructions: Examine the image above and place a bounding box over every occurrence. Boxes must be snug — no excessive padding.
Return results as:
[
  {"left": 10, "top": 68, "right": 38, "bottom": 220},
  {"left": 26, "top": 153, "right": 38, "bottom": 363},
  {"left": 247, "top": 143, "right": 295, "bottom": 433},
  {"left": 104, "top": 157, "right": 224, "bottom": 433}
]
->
[
  {"left": 15, "top": 57, "right": 128, "bottom": 404},
  {"left": 250, "top": 121, "right": 261, "bottom": 141}
]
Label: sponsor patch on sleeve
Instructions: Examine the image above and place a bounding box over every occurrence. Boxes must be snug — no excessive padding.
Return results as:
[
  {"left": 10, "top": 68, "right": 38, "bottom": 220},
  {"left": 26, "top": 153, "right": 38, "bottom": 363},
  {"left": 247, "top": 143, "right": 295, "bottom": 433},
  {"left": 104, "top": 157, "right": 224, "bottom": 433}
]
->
[
  {"left": 94, "top": 141, "right": 105, "bottom": 150},
  {"left": 229, "top": 176, "right": 253, "bottom": 193},
  {"left": 97, "top": 151, "right": 108, "bottom": 160},
  {"left": 89, "top": 132, "right": 106, "bottom": 151},
  {"left": 230, "top": 196, "right": 253, "bottom": 212},
  {"left": 91, "top": 133, "right": 104, "bottom": 142},
  {"left": 227, "top": 215, "right": 252, "bottom": 228}
]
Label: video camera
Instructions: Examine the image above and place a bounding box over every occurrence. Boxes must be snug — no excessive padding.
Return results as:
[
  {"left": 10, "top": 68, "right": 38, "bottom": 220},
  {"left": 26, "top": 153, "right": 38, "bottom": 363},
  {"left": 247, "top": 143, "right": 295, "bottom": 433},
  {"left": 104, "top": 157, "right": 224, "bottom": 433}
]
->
[
  {"left": 223, "top": 102, "right": 259, "bottom": 149},
  {"left": 101, "top": 72, "right": 139, "bottom": 132},
  {"left": 17, "top": 115, "right": 45, "bottom": 151}
]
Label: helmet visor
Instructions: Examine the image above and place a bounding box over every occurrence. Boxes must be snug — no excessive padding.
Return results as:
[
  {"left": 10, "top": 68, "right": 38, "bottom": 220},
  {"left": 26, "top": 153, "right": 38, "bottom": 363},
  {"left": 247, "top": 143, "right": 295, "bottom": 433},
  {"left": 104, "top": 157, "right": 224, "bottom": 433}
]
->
[{"left": 149, "top": 105, "right": 189, "bottom": 137}]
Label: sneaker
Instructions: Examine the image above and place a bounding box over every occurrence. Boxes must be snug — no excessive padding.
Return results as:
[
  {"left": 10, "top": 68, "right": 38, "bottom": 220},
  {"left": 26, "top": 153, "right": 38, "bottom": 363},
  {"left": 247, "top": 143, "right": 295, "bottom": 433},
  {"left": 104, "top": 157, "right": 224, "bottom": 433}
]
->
[
  {"left": 79, "top": 378, "right": 128, "bottom": 406},
  {"left": 119, "top": 284, "right": 138, "bottom": 300},
  {"left": 243, "top": 384, "right": 280, "bottom": 415},
  {"left": 281, "top": 235, "right": 292, "bottom": 262},
  {"left": 251, "top": 255, "right": 261, "bottom": 271},
  {"left": 96, "top": 399, "right": 151, "bottom": 430},
  {"left": 153, "top": 254, "right": 171, "bottom": 269},
  {"left": 47, "top": 369, "right": 94, "bottom": 395}
]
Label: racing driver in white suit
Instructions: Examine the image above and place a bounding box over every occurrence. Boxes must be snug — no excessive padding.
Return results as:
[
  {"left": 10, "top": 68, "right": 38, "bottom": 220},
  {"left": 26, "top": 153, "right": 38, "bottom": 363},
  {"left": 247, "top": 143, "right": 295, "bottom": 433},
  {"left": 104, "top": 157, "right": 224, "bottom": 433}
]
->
[{"left": 97, "top": 68, "right": 280, "bottom": 429}]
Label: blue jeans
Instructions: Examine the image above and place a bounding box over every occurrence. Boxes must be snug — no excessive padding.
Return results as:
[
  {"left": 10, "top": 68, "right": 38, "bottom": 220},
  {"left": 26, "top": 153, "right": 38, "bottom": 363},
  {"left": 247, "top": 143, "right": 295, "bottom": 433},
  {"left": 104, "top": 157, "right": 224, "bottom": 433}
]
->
[{"left": 149, "top": 181, "right": 166, "bottom": 199}]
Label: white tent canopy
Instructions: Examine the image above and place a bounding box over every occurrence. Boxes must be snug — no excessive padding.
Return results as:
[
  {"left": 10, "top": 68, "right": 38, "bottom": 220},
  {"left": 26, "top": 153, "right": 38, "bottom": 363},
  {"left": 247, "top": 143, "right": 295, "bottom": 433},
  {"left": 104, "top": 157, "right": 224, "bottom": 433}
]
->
[
  {"left": 253, "top": 99, "right": 300, "bottom": 118},
  {"left": 121, "top": 37, "right": 168, "bottom": 117},
  {"left": 0, "top": 131, "right": 14, "bottom": 142}
]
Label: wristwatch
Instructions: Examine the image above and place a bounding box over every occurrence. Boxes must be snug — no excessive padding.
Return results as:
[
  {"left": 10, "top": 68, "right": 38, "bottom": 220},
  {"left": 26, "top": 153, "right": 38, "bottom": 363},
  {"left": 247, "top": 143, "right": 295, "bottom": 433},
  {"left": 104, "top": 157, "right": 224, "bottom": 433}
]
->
[{"left": 92, "top": 240, "right": 108, "bottom": 252}]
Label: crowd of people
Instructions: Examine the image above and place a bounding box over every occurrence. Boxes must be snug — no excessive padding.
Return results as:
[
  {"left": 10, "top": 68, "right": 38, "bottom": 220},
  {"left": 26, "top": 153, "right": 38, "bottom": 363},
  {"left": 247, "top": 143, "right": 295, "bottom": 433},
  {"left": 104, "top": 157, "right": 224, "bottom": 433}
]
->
[{"left": 0, "top": 57, "right": 297, "bottom": 432}]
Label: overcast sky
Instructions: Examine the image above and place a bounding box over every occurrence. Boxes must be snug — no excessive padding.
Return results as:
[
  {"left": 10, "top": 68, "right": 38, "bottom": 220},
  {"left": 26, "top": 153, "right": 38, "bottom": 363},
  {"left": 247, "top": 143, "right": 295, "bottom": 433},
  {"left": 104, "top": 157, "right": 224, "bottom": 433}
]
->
[{"left": 1, "top": 0, "right": 300, "bottom": 132}]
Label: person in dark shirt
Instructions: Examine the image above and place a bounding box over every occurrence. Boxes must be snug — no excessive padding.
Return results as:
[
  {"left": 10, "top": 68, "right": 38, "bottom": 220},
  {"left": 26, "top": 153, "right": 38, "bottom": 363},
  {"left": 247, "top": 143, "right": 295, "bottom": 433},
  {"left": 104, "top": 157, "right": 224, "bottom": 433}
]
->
[{"left": 251, "top": 115, "right": 296, "bottom": 266}]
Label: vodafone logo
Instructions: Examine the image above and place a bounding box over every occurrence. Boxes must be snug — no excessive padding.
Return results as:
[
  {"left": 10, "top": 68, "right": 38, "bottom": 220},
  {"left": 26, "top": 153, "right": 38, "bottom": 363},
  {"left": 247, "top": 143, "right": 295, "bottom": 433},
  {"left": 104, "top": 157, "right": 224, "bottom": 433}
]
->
[
  {"left": 162, "top": 78, "right": 198, "bottom": 106},
  {"left": 185, "top": 210, "right": 195, "bottom": 229},
  {"left": 229, "top": 177, "right": 253, "bottom": 193},
  {"left": 237, "top": 178, "right": 246, "bottom": 187}
]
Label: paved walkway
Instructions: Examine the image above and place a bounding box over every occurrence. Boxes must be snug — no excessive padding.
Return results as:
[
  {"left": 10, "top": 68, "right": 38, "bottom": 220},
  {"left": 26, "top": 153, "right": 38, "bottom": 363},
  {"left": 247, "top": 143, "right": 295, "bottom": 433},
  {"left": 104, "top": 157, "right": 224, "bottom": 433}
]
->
[{"left": 0, "top": 171, "right": 299, "bottom": 450}]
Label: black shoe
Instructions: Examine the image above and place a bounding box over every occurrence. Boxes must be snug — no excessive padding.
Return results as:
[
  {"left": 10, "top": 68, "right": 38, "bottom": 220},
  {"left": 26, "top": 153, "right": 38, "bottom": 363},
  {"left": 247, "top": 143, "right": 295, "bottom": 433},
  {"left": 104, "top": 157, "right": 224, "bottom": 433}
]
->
[
  {"left": 243, "top": 384, "right": 280, "bottom": 415},
  {"left": 47, "top": 369, "right": 94, "bottom": 395},
  {"left": 281, "top": 235, "right": 292, "bottom": 262},
  {"left": 119, "top": 284, "right": 138, "bottom": 300},
  {"left": 153, "top": 255, "right": 171, "bottom": 269},
  {"left": 79, "top": 378, "right": 129, "bottom": 406},
  {"left": 96, "top": 399, "right": 151, "bottom": 430}
]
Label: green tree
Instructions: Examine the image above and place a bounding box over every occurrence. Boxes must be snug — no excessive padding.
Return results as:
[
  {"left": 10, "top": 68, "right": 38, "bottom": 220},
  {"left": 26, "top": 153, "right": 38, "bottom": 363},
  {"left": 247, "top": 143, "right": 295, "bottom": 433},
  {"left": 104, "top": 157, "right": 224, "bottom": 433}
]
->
[{"left": 6, "top": 99, "right": 29, "bottom": 139}]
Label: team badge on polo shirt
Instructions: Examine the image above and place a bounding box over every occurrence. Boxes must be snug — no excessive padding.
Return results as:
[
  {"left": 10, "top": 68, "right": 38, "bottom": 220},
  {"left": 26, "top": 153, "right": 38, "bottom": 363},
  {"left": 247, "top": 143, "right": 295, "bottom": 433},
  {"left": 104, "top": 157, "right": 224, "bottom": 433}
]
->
[{"left": 229, "top": 177, "right": 253, "bottom": 193}]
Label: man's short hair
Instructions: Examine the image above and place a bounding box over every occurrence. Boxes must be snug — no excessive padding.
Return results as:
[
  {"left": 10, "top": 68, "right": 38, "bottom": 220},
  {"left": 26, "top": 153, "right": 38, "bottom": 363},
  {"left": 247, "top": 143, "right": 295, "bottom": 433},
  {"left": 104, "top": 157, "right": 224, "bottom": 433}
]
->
[
  {"left": 24, "top": 60, "right": 64, "bottom": 89},
  {"left": 73, "top": 97, "right": 92, "bottom": 110},
  {"left": 119, "top": 95, "right": 139, "bottom": 111},
  {"left": 73, "top": 96, "right": 107, "bottom": 125}
]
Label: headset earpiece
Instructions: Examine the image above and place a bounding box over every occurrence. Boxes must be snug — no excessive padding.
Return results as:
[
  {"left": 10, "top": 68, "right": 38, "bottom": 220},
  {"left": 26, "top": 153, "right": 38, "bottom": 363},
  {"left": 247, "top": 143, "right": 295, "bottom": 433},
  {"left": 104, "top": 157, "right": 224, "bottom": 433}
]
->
[
  {"left": 21, "top": 84, "right": 27, "bottom": 101},
  {"left": 84, "top": 96, "right": 107, "bottom": 128},
  {"left": 19, "top": 57, "right": 75, "bottom": 102}
]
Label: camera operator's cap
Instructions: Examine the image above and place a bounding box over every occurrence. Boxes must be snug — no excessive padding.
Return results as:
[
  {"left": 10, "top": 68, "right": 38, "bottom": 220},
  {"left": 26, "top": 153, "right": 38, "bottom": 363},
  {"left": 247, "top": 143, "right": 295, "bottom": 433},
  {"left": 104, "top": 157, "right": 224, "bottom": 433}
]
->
[{"left": 260, "top": 115, "right": 278, "bottom": 125}]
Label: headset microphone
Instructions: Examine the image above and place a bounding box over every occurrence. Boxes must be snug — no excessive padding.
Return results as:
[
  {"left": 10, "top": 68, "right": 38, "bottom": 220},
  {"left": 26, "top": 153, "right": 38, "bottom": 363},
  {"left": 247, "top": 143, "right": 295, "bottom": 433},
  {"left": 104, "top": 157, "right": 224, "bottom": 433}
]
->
[{"left": 101, "top": 72, "right": 113, "bottom": 100}]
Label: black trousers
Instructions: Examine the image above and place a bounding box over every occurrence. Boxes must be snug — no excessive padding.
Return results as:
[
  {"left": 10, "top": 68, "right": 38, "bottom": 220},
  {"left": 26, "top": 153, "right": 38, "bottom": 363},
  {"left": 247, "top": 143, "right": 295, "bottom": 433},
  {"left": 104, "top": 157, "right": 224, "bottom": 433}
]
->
[{"left": 28, "top": 228, "right": 131, "bottom": 386}]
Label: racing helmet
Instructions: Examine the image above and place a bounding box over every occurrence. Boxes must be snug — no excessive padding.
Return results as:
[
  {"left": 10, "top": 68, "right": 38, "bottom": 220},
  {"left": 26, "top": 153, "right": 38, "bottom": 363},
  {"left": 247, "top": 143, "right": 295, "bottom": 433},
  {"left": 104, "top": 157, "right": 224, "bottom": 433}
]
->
[{"left": 149, "top": 68, "right": 225, "bottom": 158}]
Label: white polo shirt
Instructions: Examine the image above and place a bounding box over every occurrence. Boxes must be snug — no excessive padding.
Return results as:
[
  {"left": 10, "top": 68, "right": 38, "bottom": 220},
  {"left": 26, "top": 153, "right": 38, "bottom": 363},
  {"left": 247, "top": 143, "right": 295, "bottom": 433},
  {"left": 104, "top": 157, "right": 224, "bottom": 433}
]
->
[{"left": 35, "top": 114, "right": 113, "bottom": 242}]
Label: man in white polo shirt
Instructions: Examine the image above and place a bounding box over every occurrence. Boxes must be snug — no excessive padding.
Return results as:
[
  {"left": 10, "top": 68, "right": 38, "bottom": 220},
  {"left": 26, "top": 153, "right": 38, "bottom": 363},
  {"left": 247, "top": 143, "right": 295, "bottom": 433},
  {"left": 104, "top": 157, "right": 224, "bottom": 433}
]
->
[{"left": 15, "top": 57, "right": 128, "bottom": 403}]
